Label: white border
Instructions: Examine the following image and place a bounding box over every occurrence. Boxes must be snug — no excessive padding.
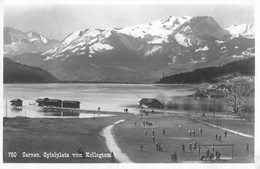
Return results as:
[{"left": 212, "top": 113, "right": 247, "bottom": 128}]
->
[{"left": 0, "top": 0, "right": 259, "bottom": 169}]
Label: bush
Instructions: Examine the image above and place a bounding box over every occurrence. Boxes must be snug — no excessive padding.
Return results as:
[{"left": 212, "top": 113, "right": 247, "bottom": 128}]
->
[
  {"left": 167, "top": 101, "right": 180, "bottom": 110},
  {"left": 200, "top": 99, "right": 208, "bottom": 111},
  {"left": 200, "top": 99, "right": 224, "bottom": 112},
  {"left": 215, "top": 100, "right": 224, "bottom": 112},
  {"left": 183, "top": 98, "right": 193, "bottom": 110}
]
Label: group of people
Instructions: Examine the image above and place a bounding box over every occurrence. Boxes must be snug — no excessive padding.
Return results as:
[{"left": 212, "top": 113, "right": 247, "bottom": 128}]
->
[
  {"left": 201, "top": 148, "right": 221, "bottom": 161},
  {"left": 155, "top": 142, "right": 163, "bottom": 151},
  {"left": 141, "top": 121, "right": 153, "bottom": 126},
  {"left": 139, "top": 128, "right": 167, "bottom": 152},
  {"left": 189, "top": 127, "right": 202, "bottom": 136},
  {"left": 215, "top": 130, "right": 228, "bottom": 142},
  {"left": 144, "top": 128, "right": 166, "bottom": 137},
  {"left": 141, "top": 109, "right": 156, "bottom": 115}
]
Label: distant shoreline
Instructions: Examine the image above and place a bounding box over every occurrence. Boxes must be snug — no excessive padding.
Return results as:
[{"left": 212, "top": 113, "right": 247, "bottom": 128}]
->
[{"left": 4, "top": 82, "right": 197, "bottom": 85}]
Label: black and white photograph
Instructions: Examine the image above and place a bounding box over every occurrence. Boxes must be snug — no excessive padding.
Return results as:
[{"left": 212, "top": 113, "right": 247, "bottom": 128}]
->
[{"left": 1, "top": 0, "right": 258, "bottom": 168}]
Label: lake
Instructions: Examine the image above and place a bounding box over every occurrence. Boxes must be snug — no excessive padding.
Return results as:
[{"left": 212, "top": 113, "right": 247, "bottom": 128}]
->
[{"left": 3, "top": 83, "right": 195, "bottom": 118}]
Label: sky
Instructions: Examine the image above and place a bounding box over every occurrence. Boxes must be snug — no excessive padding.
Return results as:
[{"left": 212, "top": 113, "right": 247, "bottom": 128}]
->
[{"left": 4, "top": 4, "right": 255, "bottom": 40}]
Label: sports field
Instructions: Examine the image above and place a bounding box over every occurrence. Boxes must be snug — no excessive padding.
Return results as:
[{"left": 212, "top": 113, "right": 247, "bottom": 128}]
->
[{"left": 113, "top": 113, "right": 254, "bottom": 163}]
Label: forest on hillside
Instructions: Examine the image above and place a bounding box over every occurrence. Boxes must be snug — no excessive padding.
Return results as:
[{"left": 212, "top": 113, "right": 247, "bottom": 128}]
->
[{"left": 157, "top": 57, "right": 255, "bottom": 84}]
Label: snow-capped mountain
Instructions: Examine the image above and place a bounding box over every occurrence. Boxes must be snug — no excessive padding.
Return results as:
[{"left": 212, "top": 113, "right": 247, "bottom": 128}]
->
[
  {"left": 226, "top": 24, "right": 254, "bottom": 39},
  {"left": 4, "top": 27, "right": 59, "bottom": 56},
  {"left": 8, "top": 16, "right": 255, "bottom": 83}
]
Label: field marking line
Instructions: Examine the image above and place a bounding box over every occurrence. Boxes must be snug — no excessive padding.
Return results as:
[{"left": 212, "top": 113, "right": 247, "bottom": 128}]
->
[
  {"left": 206, "top": 123, "right": 254, "bottom": 138},
  {"left": 102, "top": 119, "right": 132, "bottom": 163}
]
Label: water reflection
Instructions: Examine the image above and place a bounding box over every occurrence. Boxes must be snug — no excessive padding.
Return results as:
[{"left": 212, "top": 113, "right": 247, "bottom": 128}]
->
[
  {"left": 4, "top": 83, "right": 195, "bottom": 118},
  {"left": 4, "top": 102, "right": 114, "bottom": 118}
]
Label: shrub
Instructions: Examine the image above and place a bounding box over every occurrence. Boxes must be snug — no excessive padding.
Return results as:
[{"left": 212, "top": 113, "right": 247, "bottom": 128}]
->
[
  {"left": 167, "top": 101, "right": 180, "bottom": 110},
  {"left": 183, "top": 98, "right": 193, "bottom": 110}
]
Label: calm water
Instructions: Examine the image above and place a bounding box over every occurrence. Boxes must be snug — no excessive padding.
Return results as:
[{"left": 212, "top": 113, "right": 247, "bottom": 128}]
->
[{"left": 3, "top": 83, "right": 195, "bottom": 118}]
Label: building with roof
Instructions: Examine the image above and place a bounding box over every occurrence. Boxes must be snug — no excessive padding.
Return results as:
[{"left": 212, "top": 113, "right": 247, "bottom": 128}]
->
[
  {"left": 36, "top": 98, "right": 80, "bottom": 108},
  {"left": 139, "top": 98, "right": 163, "bottom": 109},
  {"left": 36, "top": 98, "right": 49, "bottom": 106},
  {"left": 36, "top": 98, "right": 62, "bottom": 107},
  {"left": 63, "top": 100, "right": 80, "bottom": 109},
  {"left": 10, "top": 99, "right": 22, "bottom": 107}
]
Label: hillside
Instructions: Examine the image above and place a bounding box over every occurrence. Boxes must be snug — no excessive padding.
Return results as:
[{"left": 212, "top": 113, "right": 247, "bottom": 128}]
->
[
  {"left": 157, "top": 57, "right": 254, "bottom": 84},
  {"left": 4, "top": 58, "right": 58, "bottom": 83},
  {"left": 7, "top": 15, "right": 254, "bottom": 83}
]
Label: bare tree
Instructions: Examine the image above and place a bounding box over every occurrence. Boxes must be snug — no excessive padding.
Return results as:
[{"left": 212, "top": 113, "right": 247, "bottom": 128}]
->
[
  {"left": 224, "top": 78, "right": 254, "bottom": 114},
  {"left": 157, "top": 93, "right": 167, "bottom": 117}
]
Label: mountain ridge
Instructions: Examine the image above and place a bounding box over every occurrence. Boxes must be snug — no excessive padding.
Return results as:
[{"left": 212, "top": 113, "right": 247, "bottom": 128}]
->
[
  {"left": 6, "top": 15, "right": 255, "bottom": 83},
  {"left": 4, "top": 26, "right": 59, "bottom": 56}
]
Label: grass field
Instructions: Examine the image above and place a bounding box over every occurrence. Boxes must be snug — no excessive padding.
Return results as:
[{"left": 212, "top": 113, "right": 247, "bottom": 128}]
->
[
  {"left": 3, "top": 116, "right": 124, "bottom": 163},
  {"left": 3, "top": 111, "right": 254, "bottom": 163},
  {"left": 113, "top": 113, "right": 254, "bottom": 163}
]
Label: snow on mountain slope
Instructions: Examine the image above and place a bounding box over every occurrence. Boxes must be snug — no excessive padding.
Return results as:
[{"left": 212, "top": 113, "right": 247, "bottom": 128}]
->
[
  {"left": 4, "top": 27, "right": 59, "bottom": 56},
  {"left": 41, "top": 16, "right": 193, "bottom": 60},
  {"left": 10, "top": 15, "right": 254, "bottom": 83},
  {"left": 42, "top": 28, "right": 116, "bottom": 60},
  {"left": 226, "top": 24, "right": 254, "bottom": 39},
  {"left": 89, "top": 43, "right": 113, "bottom": 52},
  {"left": 144, "top": 45, "right": 163, "bottom": 56},
  {"left": 195, "top": 46, "right": 209, "bottom": 52},
  {"left": 175, "top": 33, "right": 192, "bottom": 47},
  {"left": 118, "top": 16, "right": 191, "bottom": 40}
]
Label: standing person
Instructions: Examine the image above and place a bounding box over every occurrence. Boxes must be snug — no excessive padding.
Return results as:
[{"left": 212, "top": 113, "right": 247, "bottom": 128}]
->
[
  {"left": 212, "top": 144, "right": 215, "bottom": 152},
  {"left": 192, "top": 129, "right": 195, "bottom": 136},
  {"left": 206, "top": 149, "right": 210, "bottom": 157},
  {"left": 218, "top": 135, "right": 221, "bottom": 142},
  {"left": 140, "top": 144, "right": 143, "bottom": 151},
  {"left": 163, "top": 128, "right": 166, "bottom": 135},
  {"left": 194, "top": 141, "right": 197, "bottom": 150},
  {"left": 215, "top": 134, "right": 218, "bottom": 140},
  {"left": 224, "top": 131, "right": 227, "bottom": 137},
  {"left": 182, "top": 143, "right": 185, "bottom": 153},
  {"left": 199, "top": 127, "right": 202, "bottom": 134},
  {"left": 152, "top": 130, "right": 155, "bottom": 136},
  {"left": 156, "top": 142, "right": 159, "bottom": 151},
  {"left": 160, "top": 143, "right": 163, "bottom": 151},
  {"left": 152, "top": 136, "right": 155, "bottom": 143},
  {"left": 189, "top": 130, "right": 191, "bottom": 136},
  {"left": 189, "top": 143, "right": 192, "bottom": 151},
  {"left": 135, "top": 121, "right": 137, "bottom": 126},
  {"left": 144, "top": 130, "right": 147, "bottom": 136},
  {"left": 215, "top": 150, "right": 218, "bottom": 159},
  {"left": 111, "top": 152, "right": 114, "bottom": 162},
  {"left": 143, "top": 121, "right": 146, "bottom": 126},
  {"left": 246, "top": 143, "right": 249, "bottom": 152}
]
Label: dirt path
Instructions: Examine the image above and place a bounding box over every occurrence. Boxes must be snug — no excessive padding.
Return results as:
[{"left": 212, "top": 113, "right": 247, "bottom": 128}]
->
[{"left": 101, "top": 119, "right": 132, "bottom": 163}]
